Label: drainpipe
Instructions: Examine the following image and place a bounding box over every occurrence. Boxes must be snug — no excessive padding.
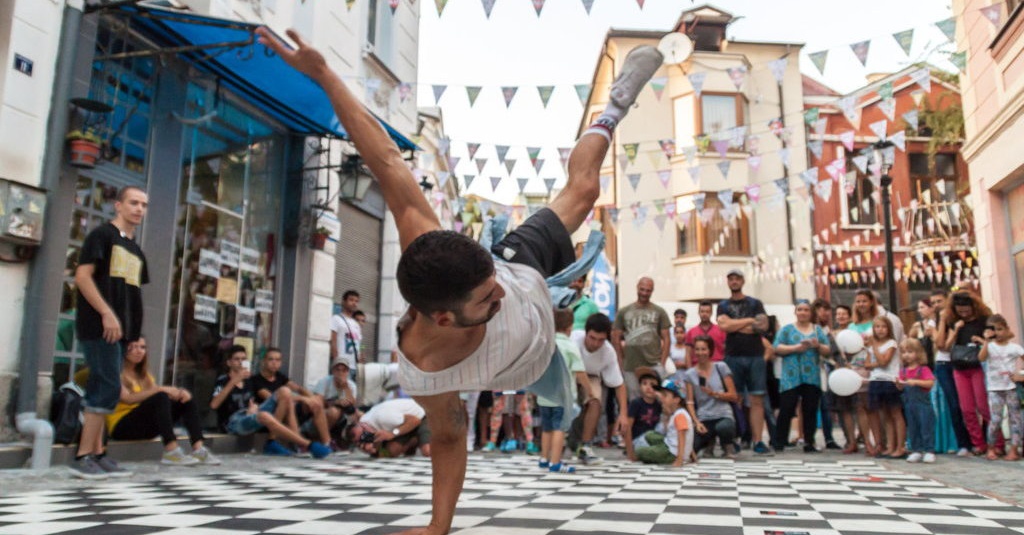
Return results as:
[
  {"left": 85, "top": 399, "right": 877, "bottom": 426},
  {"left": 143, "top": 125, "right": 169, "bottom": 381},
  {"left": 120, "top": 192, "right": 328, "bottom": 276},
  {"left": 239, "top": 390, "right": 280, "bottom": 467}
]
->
[{"left": 15, "top": 0, "right": 84, "bottom": 471}]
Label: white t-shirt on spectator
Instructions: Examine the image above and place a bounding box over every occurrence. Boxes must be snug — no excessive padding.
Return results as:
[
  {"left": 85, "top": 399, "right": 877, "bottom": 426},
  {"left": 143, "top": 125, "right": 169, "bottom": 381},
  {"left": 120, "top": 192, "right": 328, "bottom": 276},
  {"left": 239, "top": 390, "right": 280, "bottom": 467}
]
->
[
  {"left": 312, "top": 375, "right": 358, "bottom": 402},
  {"left": 985, "top": 342, "right": 1024, "bottom": 392},
  {"left": 361, "top": 398, "right": 425, "bottom": 431},
  {"left": 571, "top": 330, "right": 624, "bottom": 388},
  {"left": 868, "top": 340, "right": 900, "bottom": 382},
  {"left": 331, "top": 313, "right": 362, "bottom": 361}
]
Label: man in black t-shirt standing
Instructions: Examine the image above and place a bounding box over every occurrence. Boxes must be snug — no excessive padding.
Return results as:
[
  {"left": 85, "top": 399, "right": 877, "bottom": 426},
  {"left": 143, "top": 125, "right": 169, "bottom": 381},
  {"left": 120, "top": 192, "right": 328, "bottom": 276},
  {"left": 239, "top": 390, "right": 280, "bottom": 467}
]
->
[
  {"left": 70, "top": 186, "right": 150, "bottom": 479},
  {"left": 717, "top": 269, "right": 772, "bottom": 456}
]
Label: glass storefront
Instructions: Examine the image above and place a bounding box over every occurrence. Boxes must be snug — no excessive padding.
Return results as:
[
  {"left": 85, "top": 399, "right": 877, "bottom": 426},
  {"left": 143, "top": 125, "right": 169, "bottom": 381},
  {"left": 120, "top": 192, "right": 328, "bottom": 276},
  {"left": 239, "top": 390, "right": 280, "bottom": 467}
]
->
[
  {"left": 1009, "top": 183, "right": 1024, "bottom": 333},
  {"left": 165, "top": 83, "right": 284, "bottom": 425}
]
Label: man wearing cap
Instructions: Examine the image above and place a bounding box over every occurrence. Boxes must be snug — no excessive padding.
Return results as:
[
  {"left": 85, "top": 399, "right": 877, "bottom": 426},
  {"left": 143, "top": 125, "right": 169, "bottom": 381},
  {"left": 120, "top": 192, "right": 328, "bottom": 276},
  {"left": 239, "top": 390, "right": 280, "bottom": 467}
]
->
[
  {"left": 612, "top": 277, "right": 672, "bottom": 401},
  {"left": 311, "top": 356, "right": 359, "bottom": 444},
  {"left": 350, "top": 398, "right": 430, "bottom": 458},
  {"left": 717, "top": 269, "right": 772, "bottom": 455}
]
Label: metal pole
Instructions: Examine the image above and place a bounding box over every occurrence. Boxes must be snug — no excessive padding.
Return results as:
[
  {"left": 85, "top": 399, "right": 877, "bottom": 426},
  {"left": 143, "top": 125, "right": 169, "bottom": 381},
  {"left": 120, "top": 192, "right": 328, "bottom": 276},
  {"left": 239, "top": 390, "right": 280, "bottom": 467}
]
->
[
  {"left": 881, "top": 174, "right": 898, "bottom": 312},
  {"left": 776, "top": 65, "right": 798, "bottom": 303}
]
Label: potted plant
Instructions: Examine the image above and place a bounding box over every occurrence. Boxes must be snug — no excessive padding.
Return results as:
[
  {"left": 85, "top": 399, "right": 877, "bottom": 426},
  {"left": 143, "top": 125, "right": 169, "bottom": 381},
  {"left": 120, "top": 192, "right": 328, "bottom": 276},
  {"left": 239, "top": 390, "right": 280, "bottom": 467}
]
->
[
  {"left": 66, "top": 129, "right": 102, "bottom": 168},
  {"left": 310, "top": 226, "right": 330, "bottom": 250}
]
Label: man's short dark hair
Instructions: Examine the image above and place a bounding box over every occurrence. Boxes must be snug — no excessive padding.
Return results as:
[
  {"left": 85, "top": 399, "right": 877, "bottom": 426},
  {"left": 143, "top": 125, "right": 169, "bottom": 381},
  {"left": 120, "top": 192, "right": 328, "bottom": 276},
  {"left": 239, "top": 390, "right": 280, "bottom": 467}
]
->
[
  {"left": 228, "top": 344, "right": 247, "bottom": 358},
  {"left": 353, "top": 310, "right": 365, "bottom": 319},
  {"left": 116, "top": 185, "right": 147, "bottom": 202},
  {"left": 698, "top": 299, "right": 714, "bottom": 310},
  {"left": 396, "top": 230, "right": 495, "bottom": 315},
  {"left": 835, "top": 304, "right": 852, "bottom": 315},
  {"left": 674, "top": 308, "right": 687, "bottom": 317},
  {"left": 265, "top": 347, "right": 282, "bottom": 358},
  {"left": 343, "top": 290, "right": 360, "bottom": 301},
  {"left": 584, "top": 313, "right": 612, "bottom": 337}
]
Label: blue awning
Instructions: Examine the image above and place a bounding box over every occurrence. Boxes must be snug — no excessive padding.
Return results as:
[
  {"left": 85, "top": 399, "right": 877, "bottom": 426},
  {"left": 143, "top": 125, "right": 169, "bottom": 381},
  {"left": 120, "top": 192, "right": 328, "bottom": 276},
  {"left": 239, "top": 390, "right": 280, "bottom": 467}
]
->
[{"left": 119, "top": 5, "right": 418, "bottom": 151}]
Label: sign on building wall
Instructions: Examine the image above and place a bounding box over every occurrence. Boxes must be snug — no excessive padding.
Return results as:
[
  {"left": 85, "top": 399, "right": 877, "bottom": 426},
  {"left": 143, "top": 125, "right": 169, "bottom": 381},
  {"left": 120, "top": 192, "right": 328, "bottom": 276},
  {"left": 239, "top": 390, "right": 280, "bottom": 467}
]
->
[{"left": 590, "top": 253, "right": 616, "bottom": 321}]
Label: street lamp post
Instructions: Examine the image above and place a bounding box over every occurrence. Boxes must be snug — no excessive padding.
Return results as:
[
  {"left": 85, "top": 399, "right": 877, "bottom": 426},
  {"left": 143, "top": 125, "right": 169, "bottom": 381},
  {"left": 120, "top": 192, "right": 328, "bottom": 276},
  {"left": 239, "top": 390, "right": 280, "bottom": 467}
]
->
[{"left": 872, "top": 140, "right": 898, "bottom": 313}]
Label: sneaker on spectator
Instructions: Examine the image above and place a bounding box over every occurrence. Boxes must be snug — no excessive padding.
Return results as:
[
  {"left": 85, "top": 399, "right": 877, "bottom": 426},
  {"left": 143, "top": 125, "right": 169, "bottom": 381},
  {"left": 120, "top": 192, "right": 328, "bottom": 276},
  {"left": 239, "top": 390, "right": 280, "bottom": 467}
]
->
[
  {"left": 956, "top": 448, "right": 971, "bottom": 457},
  {"left": 482, "top": 441, "right": 497, "bottom": 452},
  {"left": 293, "top": 446, "right": 313, "bottom": 458},
  {"left": 549, "top": 463, "right": 576, "bottom": 473},
  {"left": 922, "top": 452, "right": 936, "bottom": 463},
  {"left": 500, "top": 439, "right": 518, "bottom": 453},
  {"left": 162, "top": 446, "right": 200, "bottom": 466},
  {"left": 538, "top": 459, "right": 550, "bottom": 469},
  {"left": 309, "top": 442, "right": 331, "bottom": 459},
  {"left": 906, "top": 452, "right": 923, "bottom": 463},
  {"left": 577, "top": 446, "right": 603, "bottom": 465},
  {"left": 753, "top": 442, "right": 775, "bottom": 456},
  {"left": 263, "top": 440, "right": 293, "bottom": 456},
  {"left": 733, "top": 441, "right": 743, "bottom": 455},
  {"left": 190, "top": 446, "right": 221, "bottom": 465},
  {"left": 525, "top": 442, "right": 540, "bottom": 455},
  {"left": 69, "top": 455, "right": 108, "bottom": 480},
  {"left": 95, "top": 455, "right": 133, "bottom": 478}
]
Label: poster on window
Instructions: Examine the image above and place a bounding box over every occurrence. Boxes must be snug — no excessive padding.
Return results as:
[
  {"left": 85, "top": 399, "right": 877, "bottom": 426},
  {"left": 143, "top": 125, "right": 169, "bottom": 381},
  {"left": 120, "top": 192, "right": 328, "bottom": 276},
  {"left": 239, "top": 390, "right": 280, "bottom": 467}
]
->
[
  {"left": 194, "top": 294, "right": 218, "bottom": 323},
  {"left": 255, "top": 289, "right": 274, "bottom": 313},
  {"left": 236, "top": 305, "right": 256, "bottom": 333},
  {"left": 240, "top": 247, "right": 260, "bottom": 274},
  {"left": 220, "top": 240, "right": 240, "bottom": 268},
  {"left": 198, "top": 248, "right": 222, "bottom": 278},
  {"left": 216, "top": 277, "right": 238, "bottom": 304}
]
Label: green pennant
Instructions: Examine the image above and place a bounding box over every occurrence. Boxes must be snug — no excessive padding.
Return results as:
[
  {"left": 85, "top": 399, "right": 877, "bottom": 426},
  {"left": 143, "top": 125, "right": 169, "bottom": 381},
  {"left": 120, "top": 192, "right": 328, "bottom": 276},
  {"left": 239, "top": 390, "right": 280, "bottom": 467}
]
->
[
  {"left": 537, "top": 85, "right": 554, "bottom": 108},
  {"left": 949, "top": 51, "right": 967, "bottom": 72},
  {"left": 808, "top": 50, "right": 828, "bottom": 75},
  {"left": 803, "top": 107, "right": 819, "bottom": 125},
  {"left": 466, "top": 86, "right": 482, "bottom": 107},
  {"left": 892, "top": 28, "right": 914, "bottom": 57},
  {"left": 435, "top": 0, "right": 448, "bottom": 16},
  {"left": 935, "top": 17, "right": 956, "bottom": 42},
  {"left": 878, "top": 81, "right": 893, "bottom": 100},
  {"left": 623, "top": 143, "right": 639, "bottom": 163},
  {"left": 574, "top": 84, "right": 591, "bottom": 105},
  {"left": 526, "top": 147, "right": 541, "bottom": 166},
  {"left": 346, "top": 0, "right": 356, "bottom": 10}
]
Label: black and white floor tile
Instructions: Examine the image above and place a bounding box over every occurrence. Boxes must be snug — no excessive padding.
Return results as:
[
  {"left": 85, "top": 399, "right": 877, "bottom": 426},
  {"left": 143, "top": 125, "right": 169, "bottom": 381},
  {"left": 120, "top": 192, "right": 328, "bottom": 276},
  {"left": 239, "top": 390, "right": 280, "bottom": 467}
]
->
[{"left": 2, "top": 455, "right": 1024, "bottom": 534}]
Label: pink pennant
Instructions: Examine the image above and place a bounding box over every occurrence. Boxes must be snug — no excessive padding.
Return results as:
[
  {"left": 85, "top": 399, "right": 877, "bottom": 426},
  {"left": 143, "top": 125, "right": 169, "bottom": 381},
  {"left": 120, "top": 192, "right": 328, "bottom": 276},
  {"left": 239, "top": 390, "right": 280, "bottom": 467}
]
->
[
  {"left": 657, "top": 169, "right": 672, "bottom": 188},
  {"left": 745, "top": 184, "right": 761, "bottom": 204}
]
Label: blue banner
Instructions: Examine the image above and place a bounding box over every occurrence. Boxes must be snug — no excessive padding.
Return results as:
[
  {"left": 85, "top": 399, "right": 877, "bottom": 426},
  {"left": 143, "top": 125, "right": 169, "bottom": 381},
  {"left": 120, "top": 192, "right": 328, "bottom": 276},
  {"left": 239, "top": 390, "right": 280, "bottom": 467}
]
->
[{"left": 590, "top": 253, "right": 616, "bottom": 321}]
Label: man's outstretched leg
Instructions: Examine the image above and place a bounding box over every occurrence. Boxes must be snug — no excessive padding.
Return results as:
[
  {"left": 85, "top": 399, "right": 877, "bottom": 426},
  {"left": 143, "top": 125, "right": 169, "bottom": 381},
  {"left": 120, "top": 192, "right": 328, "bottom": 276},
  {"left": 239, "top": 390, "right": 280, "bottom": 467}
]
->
[{"left": 548, "top": 46, "right": 664, "bottom": 234}]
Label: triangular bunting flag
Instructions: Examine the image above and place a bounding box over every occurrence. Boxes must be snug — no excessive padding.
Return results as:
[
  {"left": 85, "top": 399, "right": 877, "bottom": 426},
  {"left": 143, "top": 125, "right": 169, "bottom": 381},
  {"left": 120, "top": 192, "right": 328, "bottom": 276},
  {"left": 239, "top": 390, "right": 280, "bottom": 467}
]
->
[
  {"left": 580, "top": 0, "right": 595, "bottom": 14},
  {"left": 808, "top": 140, "right": 823, "bottom": 161},
  {"left": 645, "top": 150, "right": 661, "bottom": 169},
  {"left": 687, "top": 166, "right": 700, "bottom": 185},
  {"left": 636, "top": 0, "right": 645, "bottom": 8},
  {"left": 869, "top": 119, "right": 888, "bottom": 140},
  {"left": 558, "top": 147, "right": 571, "bottom": 169},
  {"left": 892, "top": 28, "right": 914, "bottom": 57},
  {"left": 773, "top": 178, "right": 789, "bottom": 196},
  {"left": 533, "top": 158, "right": 545, "bottom": 174},
  {"left": 879, "top": 81, "right": 894, "bottom": 100},
  {"left": 599, "top": 174, "right": 611, "bottom": 192},
  {"left": 435, "top": 0, "right": 448, "bottom": 16},
  {"left": 935, "top": 17, "right": 956, "bottom": 42},
  {"left": 950, "top": 51, "right": 967, "bottom": 72},
  {"left": 809, "top": 50, "right": 828, "bottom": 75},
  {"left": 526, "top": 147, "right": 541, "bottom": 166},
  {"left": 532, "top": 0, "right": 545, "bottom": 16},
  {"left": 800, "top": 168, "right": 819, "bottom": 188},
  {"left": 804, "top": 107, "right": 820, "bottom": 125},
  {"left": 878, "top": 98, "right": 896, "bottom": 122},
  {"left": 850, "top": 40, "right": 871, "bottom": 66},
  {"left": 463, "top": 175, "right": 475, "bottom": 189},
  {"left": 504, "top": 159, "right": 516, "bottom": 174},
  {"left": 574, "top": 84, "right": 591, "bottom": 105},
  {"left": 657, "top": 169, "right": 672, "bottom": 188},
  {"left": 717, "top": 160, "right": 731, "bottom": 179},
  {"left": 903, "top": 109, "right": 919, "bottom": 131},
  {"left": 466, "top": 86, "right": 482, "bottom": 107},
  {"left": 836, "top": 95, "right": 859, "bottom": 125},
  {"left": 346, "top": 0, "right": 356, "bottom": 10},
  {"left": 501, "top": 86, "right": 518, "bottom": 108},
  {"left": 437, "top": 171, "right": 450, "bottom": 189},
  {"left": 981, "top": 4, "right": 1002, "bottom": 27},
  {"left": 745, "top": 184, "right": 761, "bottom": 203},
  {"left": 516, "top": 177, "right": 529, "bottom": 194},
  {"left": 688, "top": 72, "right": 706, "bottom": 97},
  {"left": 623, "top": 143, "right": 639, "bottom": 163},
  {"left": 814, "top": 117, "right": 828, "bottom": 137},
  {"left": 747, "top": 155, "right": 762, "bottom": 173},
  {"left": 467, "top": 142, "right": 481, "bottom": 160},
  {"left": 712, "top": 138, "right": 730, "bottom": 158},
  {"left": 495, "top": 145, "right": 510, "bottom": 163},
  {"left": 398, "top": 82, "right": 412, "bottom": 102},
  {"left": 769, "top": 118, "right": 784, "bottom": 138},
  {"left": 815, "top": 178, "right": 834, "bottom": 202},
  {"left": 852, "top": 154, "right": 869, "bottom": 173},
  {"left": 649, "top": 76, "right": 667, "bottom": 101},
  {"left": 840, "top": 130, "right": 855, "bottom": 151},
  {"left": 543, "top": 178, "right": 556, "bottom": 194},
  {"left": 768, "top": 57, "right": 788, "bottom": 84},
  {"left": 388, "top": 0, "right": 399, "bottom": 14},
  {"left": 910, "top": 67, "right": 931, "bottom": 92},
  {"left": 627, "top": 173, "right": 641, "bottom": 191},
  {"left": 891, "top": 131, "right": 907, "bottom": 152},
  {"left": 653, "top": 214, "right": 667, "bottom": 233},
  {"left": 659, "top": 139, "right": 676, "bottom": 160},
  {"left": 490, "top": 176, "right": 502, "bottom": 191},
  {"left": 432, "top": 84, "right": 447, "bottom": 104},
  {"left": 726, "top": 66, "right": 747, "bottom": 90},
  {"left": 617, "top": 153, "right": 629, "bottom": 173},
  {"left": 537, "top": 86, "right": 555, "bottom": 108},
  {"left": 681, "top": 145, "right": 697, "bottom": 162},
  {"left": 718, "top": 189, "right": 734, "bottom": 208},
  {"left": 693, "top": 192, "right": 706, "bottom": 212},
  {"left": 475, "top": 158, "right": 487, "bottom": 173},
  {"left": 778, "top": 147, "right": 791, "bottom": 167}
]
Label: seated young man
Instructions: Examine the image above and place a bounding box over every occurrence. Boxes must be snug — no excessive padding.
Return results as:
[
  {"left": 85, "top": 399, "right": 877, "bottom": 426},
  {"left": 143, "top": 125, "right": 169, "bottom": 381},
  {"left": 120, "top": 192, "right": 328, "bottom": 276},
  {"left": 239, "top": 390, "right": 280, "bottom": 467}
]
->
[
  {"left": 259, "top": 26, "right": 662, "bottom": 534},
  {"left": 311, "top": 356, "right": 359, "bottom": 445},
  {"left": 252, "top": 347, "right": 332, "bottom": 454},
  {"left": 350, "top": 398, "right": 430, "bottom": 458},
  {"left": 210, "top": 345, "right": 330, "bottom": 458}
]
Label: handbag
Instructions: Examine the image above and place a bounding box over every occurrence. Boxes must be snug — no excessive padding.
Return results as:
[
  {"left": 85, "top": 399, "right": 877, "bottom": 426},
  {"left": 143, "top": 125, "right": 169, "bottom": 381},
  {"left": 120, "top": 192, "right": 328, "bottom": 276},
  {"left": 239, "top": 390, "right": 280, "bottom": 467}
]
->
[{"left": 950, "top": 343, "right": 981, "bottom": 370}]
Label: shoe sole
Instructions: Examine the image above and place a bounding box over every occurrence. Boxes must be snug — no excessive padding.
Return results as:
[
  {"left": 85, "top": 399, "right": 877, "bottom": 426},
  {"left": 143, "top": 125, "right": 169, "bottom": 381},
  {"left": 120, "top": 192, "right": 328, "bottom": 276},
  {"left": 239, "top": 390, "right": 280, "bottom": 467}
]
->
[
  {"left": 161, "top": 460, "right": 200, "bottom": 466},
  {"left": 104, "top": 471, "right": 134, "bottom": 478},
  {"left": 69, "top": 470, "right": 108, "bottom": 480},
  {"left": 609, "top": 46, "right": 665, "bottom": 109}
]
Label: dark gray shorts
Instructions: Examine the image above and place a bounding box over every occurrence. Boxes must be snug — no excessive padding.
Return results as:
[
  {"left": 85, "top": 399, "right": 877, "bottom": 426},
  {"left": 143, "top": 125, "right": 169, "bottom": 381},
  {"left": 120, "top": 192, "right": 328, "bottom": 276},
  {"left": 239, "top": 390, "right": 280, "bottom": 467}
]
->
[
  {"left": 725, "top": 355, "right": 767, "bottom": 396},
  {"left": 491, "top": 208, "right": 575, "bottom": 278}
]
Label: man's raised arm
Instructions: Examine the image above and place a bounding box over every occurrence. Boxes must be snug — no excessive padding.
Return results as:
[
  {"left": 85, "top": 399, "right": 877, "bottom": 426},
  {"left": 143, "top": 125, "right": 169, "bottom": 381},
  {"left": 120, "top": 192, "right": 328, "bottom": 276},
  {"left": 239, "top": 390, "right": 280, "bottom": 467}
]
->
[{"left": 257, "top": 27, "right": 439, "bottom": 251}]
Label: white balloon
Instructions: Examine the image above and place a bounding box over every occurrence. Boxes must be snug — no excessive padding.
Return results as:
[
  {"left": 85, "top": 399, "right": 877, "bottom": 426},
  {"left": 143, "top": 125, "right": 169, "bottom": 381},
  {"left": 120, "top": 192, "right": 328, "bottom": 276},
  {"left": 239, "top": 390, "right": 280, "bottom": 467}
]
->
[
  {"left": 835, "top": 329, "right": 865, "bottom": 354},
  {"left": 828, "top": 368, "right": 863, "bottom": 397}
]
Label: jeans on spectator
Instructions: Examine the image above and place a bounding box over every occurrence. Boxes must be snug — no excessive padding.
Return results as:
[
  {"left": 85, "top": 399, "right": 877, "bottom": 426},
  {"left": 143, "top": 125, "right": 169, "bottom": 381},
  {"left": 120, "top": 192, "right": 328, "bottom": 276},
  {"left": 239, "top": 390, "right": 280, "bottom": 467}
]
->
[
  {"left": 80, "top": 339, "right": 123, "bottom": 414},
  {"left": 820, "top": 390, "right": 835, "bottom": 444},
  {"left": 903, "top": 386, "right": 935, "bottom": 453},
  {"left": 694, "top": 417, "right": 737, "bottom": 453},
  {"left": 109, "top": 392, "right": 205, "bottom": 447},
  {"left": 773, "top": 384, "right": 821, "bottom": 449},
  {"left": 954, "top": 366, "right": 997, "bottom": 450},
  {"left": 934, "top": 362, "right": 972, "bottom": 450}
]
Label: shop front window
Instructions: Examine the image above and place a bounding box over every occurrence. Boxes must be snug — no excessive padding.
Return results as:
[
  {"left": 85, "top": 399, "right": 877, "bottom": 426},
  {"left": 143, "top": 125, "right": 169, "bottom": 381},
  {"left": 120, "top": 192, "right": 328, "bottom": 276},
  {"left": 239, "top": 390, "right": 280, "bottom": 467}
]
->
[{"left": 166, "top": 83, "right": 282, "bottom": 427}]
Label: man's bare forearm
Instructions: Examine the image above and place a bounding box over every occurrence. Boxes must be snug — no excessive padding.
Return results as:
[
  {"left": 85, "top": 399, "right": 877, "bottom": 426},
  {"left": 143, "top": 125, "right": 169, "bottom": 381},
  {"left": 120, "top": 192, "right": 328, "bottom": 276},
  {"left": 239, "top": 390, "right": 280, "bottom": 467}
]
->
[{"left": 414, "top": 393, "right": 467, "bottom": 534}]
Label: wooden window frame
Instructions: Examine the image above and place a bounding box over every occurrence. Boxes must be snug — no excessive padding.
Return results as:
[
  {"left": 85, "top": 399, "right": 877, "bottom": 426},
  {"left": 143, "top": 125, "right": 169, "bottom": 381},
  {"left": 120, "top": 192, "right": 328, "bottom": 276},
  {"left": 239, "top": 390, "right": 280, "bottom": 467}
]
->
[
  {"left": 676, "top": 192, "right": 751, "bottom": 258},
  {"left": 695, "top": 92, "right": 747, "bottom": 150}
]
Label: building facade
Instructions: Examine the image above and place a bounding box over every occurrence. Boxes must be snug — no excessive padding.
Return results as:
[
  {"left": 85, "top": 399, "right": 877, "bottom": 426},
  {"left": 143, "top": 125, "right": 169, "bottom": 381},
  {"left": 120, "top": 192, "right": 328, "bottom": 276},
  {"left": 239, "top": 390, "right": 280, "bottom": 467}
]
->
[
  {"left": 579, "top": 5, "right": 814, "bottom": 308},
  {"left": 954, "top": 0, "right": 1024, "bottom": 334},
  {"left": 805, "top": 68, "right": 973, "bottom": 314},
  {"left": 1, "top": 0, "right": 422, "bottom": 437}
]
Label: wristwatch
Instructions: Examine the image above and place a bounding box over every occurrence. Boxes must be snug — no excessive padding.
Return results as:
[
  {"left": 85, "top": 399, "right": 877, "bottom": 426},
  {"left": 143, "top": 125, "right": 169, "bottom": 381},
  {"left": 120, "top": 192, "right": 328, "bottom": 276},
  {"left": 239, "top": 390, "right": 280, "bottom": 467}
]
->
[{"left": 392, "top": 428, "right": 401, "bottom": 437}]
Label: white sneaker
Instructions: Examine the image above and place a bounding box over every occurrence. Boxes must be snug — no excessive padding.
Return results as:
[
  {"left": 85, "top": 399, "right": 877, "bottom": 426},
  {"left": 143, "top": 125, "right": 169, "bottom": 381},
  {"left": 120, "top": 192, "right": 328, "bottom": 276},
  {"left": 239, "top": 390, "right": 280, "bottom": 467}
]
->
[
  {"left": 923, "top": 452, "right": 936, "bottom": 463},
  {"left": 609, "top": 46, "right": 665, "bottom": 110},
  {"left": 906, "top": 452, "right": 923, "bottom": 463},
  {"left": 162, "top": 446, "right": 200, "bottom": 466},
  {"left": 577, "top": 446, "right": 604, "bottom": 465},
  {"left": 190, "top": 446, "right": 221, "bottom": 465},
  {"left": 956, "top": 448, "right": 971, "bottom": 457}
]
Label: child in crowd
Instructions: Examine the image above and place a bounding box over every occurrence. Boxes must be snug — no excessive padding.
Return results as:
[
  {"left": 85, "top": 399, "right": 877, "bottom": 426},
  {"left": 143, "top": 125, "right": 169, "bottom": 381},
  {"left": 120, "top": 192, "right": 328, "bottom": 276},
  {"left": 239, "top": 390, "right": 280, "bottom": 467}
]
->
[
  {"left": 538, "top": 308, "right": 590, "bottom": 473},
  {"left": 623, "top": 367, "right": 663, "bottom": 461},
  {"left": 979, "top": 314, "right": 1024, "bottom": 461},
  {"left": 865, "top": 316, "right": 906, "bottom": 458},
  {"left": 483, "top": 392, "right": 535, "bottom": 453},
  {"left": 896, "top": 339, "right": 936, "bottom": 463},
  {"left": 634, "top": 379, "right": 693, "bottom": 466}
]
